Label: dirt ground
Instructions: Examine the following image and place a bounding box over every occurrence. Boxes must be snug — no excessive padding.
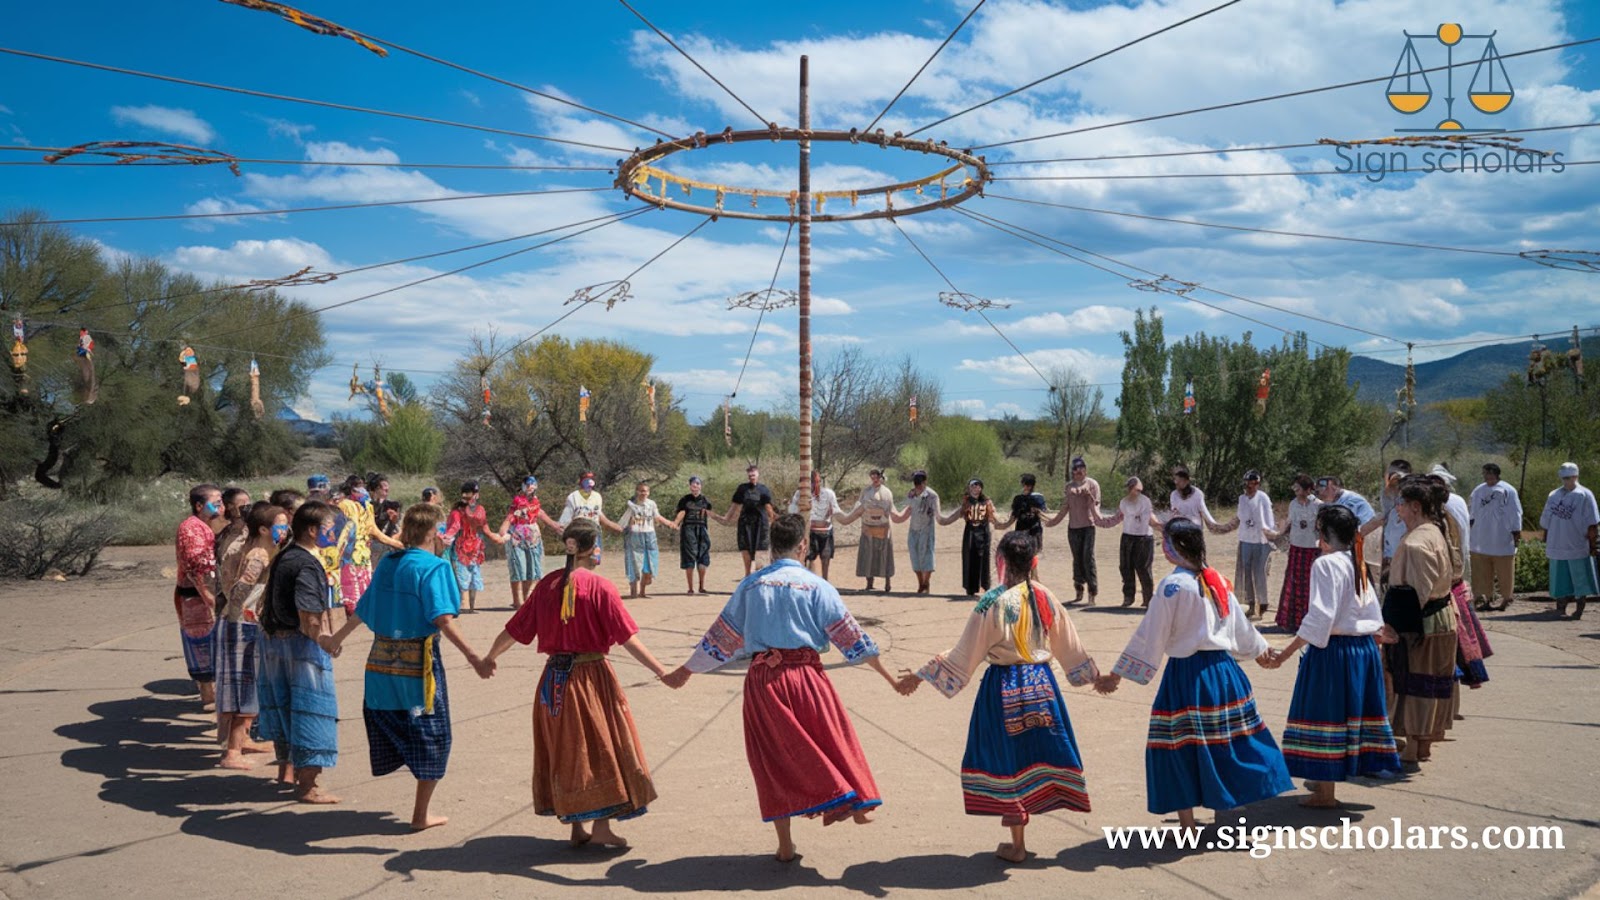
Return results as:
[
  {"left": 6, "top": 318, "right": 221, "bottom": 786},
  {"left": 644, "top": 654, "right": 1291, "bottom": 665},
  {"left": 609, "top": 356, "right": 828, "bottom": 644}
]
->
[{"left": 1, "top": 528, "right": 1597, "bottom": 900}]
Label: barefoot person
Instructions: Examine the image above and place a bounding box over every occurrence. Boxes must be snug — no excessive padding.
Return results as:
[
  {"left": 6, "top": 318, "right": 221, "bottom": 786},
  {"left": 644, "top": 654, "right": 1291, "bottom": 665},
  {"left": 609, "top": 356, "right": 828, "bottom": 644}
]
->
[
  {"left": 903, "top": 532, "right": 1101, "bottom": 863},
  {"left": 325, "top": 502, "right": 495, "bottom": 831},
  {"left": 1276, "top": 474, "right": 1325, "bottom": 632},
  {"left": 617, "top": 481, "right": 677, "bottom": 599},
  {"left": 1092, "top": 476, "right": 1156, "bottom": 608},
  {"left": 257, "top": 501, "right": 343, "bottom": 803},
  {"left": 442, "top": 481, "right": 506, "bottom": 612},
  {"left": 174, "top": 483, "right": 224, "bottom": 706},
  {"left": 1094, "top": 517, "right": 1291, "bottom": 830},
  {"left": 1048, "top": 457, "right": 1101, "bottom": 605},
  {"left": 214, "top": 501, "right": 284, "bottom": 769},
  {"left": 497, "top": 476, "right": 560, "bottom": 610},
  {"left": 1468, "top": 463, "right": 1522, "bottom": 611},
  {"left": 483, "top": 519, "right": 669, "bottom": 848},
  {"left": 893, "top": 470, "right": 939, "bottom": 595},
  {"left": 661, "top": 514, "right": 908, "bottom": 862},
  {"left": 721, "top": 465, "right": 776, "bottom": 578},
  {"left": 941, "top": 479, "right": 997, "bottom": 597},
  {"left": 672, "top": 476, "right": 714, "bottom": 593},
  {"left": 1265, "top": 505, "right": 1401, "bottom": 808},
  {"left": 838, "top": 468, "right": 897, "bottom": 593},
  {"left": 1383, "top": 475, "right": 1460, "bottom": 768},
  {"left": 1213, "top": 470, "right": 1278, "bottom": 619},
  {"left": 789, "top": 470, "right": 842, "bottom": 580},
  {"left": 1540, "top": 462, "right": 1599, "bottom": 621}
]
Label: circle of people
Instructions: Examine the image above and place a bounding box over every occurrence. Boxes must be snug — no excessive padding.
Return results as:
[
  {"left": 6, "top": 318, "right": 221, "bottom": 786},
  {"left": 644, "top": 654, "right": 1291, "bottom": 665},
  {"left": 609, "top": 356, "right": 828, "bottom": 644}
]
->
[{"left": 166, "top": 457, "right": 1595, "bottom": 860}]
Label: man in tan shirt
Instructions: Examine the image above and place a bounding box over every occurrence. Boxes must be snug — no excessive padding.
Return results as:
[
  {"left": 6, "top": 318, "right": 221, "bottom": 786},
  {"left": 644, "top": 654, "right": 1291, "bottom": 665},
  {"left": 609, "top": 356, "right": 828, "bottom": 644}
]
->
[{"left": 1049, "top": 457, "right": 1102, "bottom": 604}]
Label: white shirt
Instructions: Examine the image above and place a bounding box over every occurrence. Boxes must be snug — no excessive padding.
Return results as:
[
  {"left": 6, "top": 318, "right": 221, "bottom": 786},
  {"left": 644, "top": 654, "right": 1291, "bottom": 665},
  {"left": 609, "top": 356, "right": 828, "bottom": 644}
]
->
[
  {"left": 1379, "top": 492, "right": 1408, "bottom": 560},
  {"left": 619, "top": 499, "right": 659, "bottom": 533},
  {"left": 1297, "top": 553, "right": 1383, "bottom": 648},
  {"left": 1100, "top": 494, "right": 1154, "bottom": 537},
  {"left": 559, "top": 490, "right": 603, "bottom": 527},
  {"left": 1234, "top": 491, "right": 1276, "bottom": 545},
  {"left": 1443, "top": 492, "right": 1471, "bottom": 574},
  {"left": 1541, "top": 485, "right": 1600, "bottom": 561},
  {"left": 903, "top": 487, "right": 941, "bottom": 533},
  {"left": 1469, "top": 482, "right": 1523, "bottom": 557},
  {"left": 788, "top": 487, "right": 841, "bottom": 527},
  {"left": 1167, "top": 487, "right": 1219, "bottom": 527},
  {"left": 1286, "top": 496, "right": 1324, "bottom": 549},
  {"left": 1110, "top": 569, "right": 1269, "bottom": 684}
]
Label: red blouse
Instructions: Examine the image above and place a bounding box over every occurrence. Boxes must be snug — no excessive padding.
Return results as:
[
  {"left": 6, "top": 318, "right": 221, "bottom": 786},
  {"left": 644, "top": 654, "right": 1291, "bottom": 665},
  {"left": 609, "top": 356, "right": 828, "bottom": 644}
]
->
[{"left": 504, "top": 567, "right": 638, "bottom": 654}]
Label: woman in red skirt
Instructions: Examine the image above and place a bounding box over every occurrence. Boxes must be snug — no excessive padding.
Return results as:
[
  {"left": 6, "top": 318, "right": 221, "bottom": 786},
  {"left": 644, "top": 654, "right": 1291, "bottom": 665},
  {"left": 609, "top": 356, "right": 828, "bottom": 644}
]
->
[
  {"left": 1276, "top": 474, "right": 1325, "bottom": 632},
  {"left": 484, "top": 519, "right": 671, "bottom": 849},
  {"left": 663, "top": 513, "right": 913, "bottom": 861}
]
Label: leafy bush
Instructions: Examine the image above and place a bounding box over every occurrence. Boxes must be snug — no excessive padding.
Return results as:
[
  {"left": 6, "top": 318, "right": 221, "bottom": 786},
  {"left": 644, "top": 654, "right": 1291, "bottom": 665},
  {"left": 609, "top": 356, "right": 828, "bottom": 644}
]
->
[
  {"left": 1515, "top": 539, "right": 1549, "bottom": 593},
  {"left": 337, "top": 405, "right": 444, "bottom": 475},
  {"left": 922, "top": 416, "right": 1003, "bottom": 502},
  {"left": 0, "top": 497, "right": 118, "bottom": 578}
]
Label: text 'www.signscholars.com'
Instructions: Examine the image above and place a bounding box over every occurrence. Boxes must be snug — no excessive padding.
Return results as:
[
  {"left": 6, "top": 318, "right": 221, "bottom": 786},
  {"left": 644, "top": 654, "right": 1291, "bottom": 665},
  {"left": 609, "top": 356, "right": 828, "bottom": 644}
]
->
[{"left": 1104, "top": 817, "right": 1566, "bottom": 859}]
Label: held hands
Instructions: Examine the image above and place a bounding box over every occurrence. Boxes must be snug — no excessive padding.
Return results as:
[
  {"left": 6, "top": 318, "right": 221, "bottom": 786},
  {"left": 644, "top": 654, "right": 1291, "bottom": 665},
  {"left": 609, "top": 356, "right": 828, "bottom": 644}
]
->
[
  {"left": 469, "top": 655, "right": 496, "bottom": 679},
  {"left": 659, "top": 666, "right": 691, "bottom": 689},
  {"left": 892, "top": 670, "right": 920, "bottom": 696},
  {"left": 1092, "top": 673, "right": 1120, "bottom": 695},
  {"left": 318, "top": 634, "right": 342, "bottom": 657},
  {"left": 1375, "top": 624, "right": 1400, "bottom": 645},
  {"left": 1255, "top": 649, "right": 1278, "bottom": 669}
]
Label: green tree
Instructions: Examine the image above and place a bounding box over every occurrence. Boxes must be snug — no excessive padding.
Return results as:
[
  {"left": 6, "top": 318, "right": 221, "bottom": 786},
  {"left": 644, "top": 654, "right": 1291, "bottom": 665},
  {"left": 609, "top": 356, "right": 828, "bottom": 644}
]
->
[
  {"left": 0, "top": 212, "right": 328, "bottom": 497},
  {"left": 1429, "top": 397, "right": 1489, "bottom": 467},
  {"left": 436, "top": 335, "right": 687, "bottom": 497},
  {"left": 923, "top": 416, "right": 1003, "bottom": 502}
]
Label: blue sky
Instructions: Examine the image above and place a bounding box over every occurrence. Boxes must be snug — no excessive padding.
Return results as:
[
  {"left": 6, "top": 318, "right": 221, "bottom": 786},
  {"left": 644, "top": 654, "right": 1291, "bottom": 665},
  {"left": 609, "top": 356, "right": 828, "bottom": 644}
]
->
[{"left": 1, "top": 0, "right": 1596, "bottom": 422}]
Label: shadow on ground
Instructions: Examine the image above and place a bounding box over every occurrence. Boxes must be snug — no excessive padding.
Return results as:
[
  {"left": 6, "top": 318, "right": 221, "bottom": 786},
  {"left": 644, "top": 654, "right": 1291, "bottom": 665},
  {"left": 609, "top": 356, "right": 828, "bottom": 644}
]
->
[{"left": 386, "top": 838, "right": 1011, "bottom": 896}]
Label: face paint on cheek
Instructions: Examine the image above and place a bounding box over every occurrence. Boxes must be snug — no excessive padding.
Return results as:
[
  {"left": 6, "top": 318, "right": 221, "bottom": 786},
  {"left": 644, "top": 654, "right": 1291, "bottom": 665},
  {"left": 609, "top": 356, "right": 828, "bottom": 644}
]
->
[{"left": 271, "top": 524, "right": 290, "bottom": 544}]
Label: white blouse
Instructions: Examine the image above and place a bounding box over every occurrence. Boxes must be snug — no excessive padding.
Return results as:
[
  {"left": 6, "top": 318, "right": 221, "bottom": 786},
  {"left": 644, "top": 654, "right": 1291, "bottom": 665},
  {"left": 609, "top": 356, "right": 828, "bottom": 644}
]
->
[
  {"left": 1286, "top": 496, "right": 1324, "bottom": 549},
  {"left": 619, "top": 499, "right": 659, "bottom": 533},
  {"left": 1234, "top": 491, "right": 1276, "bottom": 544},
  {"left": 1166, "top": 488, "right": 1219, "bottom": 527},
  {"left": 1095, "top": 494, "right": 1154, "bottom": 537},
  {"left": 1111, "top": 568, "right": 1269, "bottom": 684},
  {"left": 1297, "top": 553, "right": 1383, "bottom": 648}
]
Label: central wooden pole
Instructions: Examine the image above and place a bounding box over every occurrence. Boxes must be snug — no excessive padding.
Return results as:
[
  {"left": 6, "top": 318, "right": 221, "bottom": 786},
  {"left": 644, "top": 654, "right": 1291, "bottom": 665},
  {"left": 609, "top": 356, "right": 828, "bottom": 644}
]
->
[{"left": 797, "top": 55, "right": 814, "bottom": 517}]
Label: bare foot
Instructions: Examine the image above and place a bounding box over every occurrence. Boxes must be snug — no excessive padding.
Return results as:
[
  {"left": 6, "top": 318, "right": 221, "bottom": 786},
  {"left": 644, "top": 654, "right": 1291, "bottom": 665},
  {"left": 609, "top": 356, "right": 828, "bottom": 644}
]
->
[
  {"left": 569, "top": 824, "right": 592, "bottom": 848},
  {"left": 590, "top": 827, "right": 629, "bottom": 848},
  {"left": 852, "top": 810, "right": 875, "bottom": 825},
  {"left": 1298, "top": 796, "right": 1344, "bottom": 809},
  {"left": 410, "top": 815, "right": 449, "bottom": 831},
  {"left": 242, "top": 742, "right": 274, "bottom": 754},
  {"left": 218, "top": 754, "right": 253, "bottom": 770},
  {"left": 295, "top": 789, "right": 341, "bottom": 804},
  {"left": 995, "top": 842, "right": 1029, "bottom": 863},
  {"left": 775, "top": 845, "right": 799, "bottom": 863}
]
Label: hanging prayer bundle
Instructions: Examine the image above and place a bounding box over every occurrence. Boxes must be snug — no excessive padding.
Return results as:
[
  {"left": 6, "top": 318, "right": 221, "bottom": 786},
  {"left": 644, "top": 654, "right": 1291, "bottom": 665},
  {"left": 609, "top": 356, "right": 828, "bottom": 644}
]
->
[
  {"left": 372, "top": 365, "right": 391, "bottom": 422},
  {"left": 218, "top": 0, "right": 389, "bottom": 57},
  {"left": 178, "top": 345, "right": 199, "bottom": 406},
  {"left": 723, "top": 396, "right": 733, "bottom": 448},
  {"left": 249, "top": 358, "right": 265, "bottom": 420},
  {"left": 348, "top": 363, "right": 366, "bottom": 399},
  {"left": 579, "top": 385, "right": 591, "bottom": 423},
  {"left": 1570, "top": 326, "right": 1585, "bottom": 379},
  {"left": 1182, "top": 375, "right": 1195, "bottom": 416},
  {"left": 8, "top": 318, "right": 27, "bottom": 395},
  {"left": 1255, "top": 368, "right": 1271, "bottom": 416},
  {"left": 480, "top": 373, "right": 492, "bottom": 426},
  {"left": 908, "top": 394, "right": 919, "bottom": 428},
  {"left": 74, "top": 328, "right": 97, "bottom": 405},
  {"left": 643, "top": 380, "right": 658, "bottom": 433},
  {"left": 525, "top": 388, "right": 538, "bottom": 426}
]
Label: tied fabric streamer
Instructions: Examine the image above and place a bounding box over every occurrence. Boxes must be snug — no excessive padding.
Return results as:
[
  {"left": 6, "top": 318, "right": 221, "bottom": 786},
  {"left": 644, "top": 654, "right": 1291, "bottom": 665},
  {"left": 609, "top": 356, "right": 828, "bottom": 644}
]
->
[
  {"left": 643, "top": 380, "right": 657, "bottom": 433},
  {"left": 480, "top": 374, "right": 492, "bottom": 426},
  {"left": 525, "top": 389, "right": 538, "bottom": 427},
  {"left": 371, "top": 365, "right": 391, "bottom": 422},
  {"left": 579, "top": 385, "right": 590, "bottom": 424},
  {"left": 348, "top": 363, "right": 366, "bottom": 399},
  {"left": 218, "top": 0, "right": 389, "bottom": 57},
  {"left": 1255, "top": 368, "right": 1271, "bottom": 416},
  {"left": 75, "top": 328, "right": 97, "bottom": 405},
  {"left": 1571, "top": 326, "right": 1585, "bottom": 379},
  {"left": 178, "top": 345, "right": 199, "bottom": 406},
  {"left": 723, "top": 397, "right": 732, "bottom": 448},
  {"left": 1182, "top": 375, "right": 1195, "bottom": 416},
  {"left": 9, "top": 318, "right": 27, "bottom": 394},
  {"left": 248, "top": 358, "right": 265, "bottom": 420},
  {"left": 909, "top": 394, "right": 919, "bottom": 428}
]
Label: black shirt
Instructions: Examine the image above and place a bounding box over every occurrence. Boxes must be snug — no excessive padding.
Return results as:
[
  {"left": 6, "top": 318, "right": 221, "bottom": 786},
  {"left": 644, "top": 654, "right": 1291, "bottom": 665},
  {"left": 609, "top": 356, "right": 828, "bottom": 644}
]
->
[
  {"left": 261, "top": 544, "right": 332, "bottom": 635},
  {"left": 1011, "top": 492, "right": 1046, "bottom": 533},
  {"left": 732, "top": 483, "right": 774, "bottom": 522},
  {"left": 676, "top": 494, "right": 713, "bottom": 527}
]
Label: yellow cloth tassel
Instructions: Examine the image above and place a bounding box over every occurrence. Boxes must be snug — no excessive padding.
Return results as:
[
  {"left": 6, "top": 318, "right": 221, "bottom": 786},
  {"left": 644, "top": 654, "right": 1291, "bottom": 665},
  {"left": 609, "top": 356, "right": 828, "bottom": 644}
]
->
[
  {"left": 1011, "top": 582, "right": 1033, "bottom": 660},
  {"left": 422, "top": 634, "right": 437, "bottom": 715},
  {"left": 560, "top": 573, "right": 576, "bottom": 623}
]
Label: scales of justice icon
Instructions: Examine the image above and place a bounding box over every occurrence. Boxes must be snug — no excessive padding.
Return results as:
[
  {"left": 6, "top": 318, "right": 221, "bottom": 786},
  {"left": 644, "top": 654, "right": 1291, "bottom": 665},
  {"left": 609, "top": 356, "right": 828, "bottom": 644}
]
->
[{"left": 1386, "top": 23, "right": 1513, "bottom": 131}]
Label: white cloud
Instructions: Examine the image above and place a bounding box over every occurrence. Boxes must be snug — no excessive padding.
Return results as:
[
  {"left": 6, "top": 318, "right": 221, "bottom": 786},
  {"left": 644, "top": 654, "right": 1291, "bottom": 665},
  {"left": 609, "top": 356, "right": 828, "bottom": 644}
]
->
[
  {"left": 109, "top": 105, "right": 216, "bottom": 144},
  {"left": 951, "top": 304, "right": 1134, "bottom": 336},
  {"left": 260, "top": 117, "right": 315, "bottom": 142},
  {"left": 181, "top": 197, "right": 277, "bottom": 231}
]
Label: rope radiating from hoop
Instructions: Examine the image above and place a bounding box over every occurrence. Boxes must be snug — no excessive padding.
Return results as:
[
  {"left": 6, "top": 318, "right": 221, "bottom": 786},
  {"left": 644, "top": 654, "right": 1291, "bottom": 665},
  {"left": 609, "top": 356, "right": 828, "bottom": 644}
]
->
[
  {"left": 616, "top": 0, "right": 773, "bottom": 128},
  {"left": 865, "top": 0, "right": 986, "bottom": 133},
  {"left": 731, "top": 222, "right": 796, "bottom": 399}
]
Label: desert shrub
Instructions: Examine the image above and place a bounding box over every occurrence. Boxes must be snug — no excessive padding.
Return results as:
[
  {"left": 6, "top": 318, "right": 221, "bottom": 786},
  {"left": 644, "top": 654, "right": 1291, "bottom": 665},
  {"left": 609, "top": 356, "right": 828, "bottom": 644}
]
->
[
  {"left": 922, "top": 417, "right": 1004, "bottom": 502},
  {"left": 1515, "top": 539, "right": 1549, "bottom": 593},
  {"left": 0, "top": 497, "right": 118, "bottom": 579}
]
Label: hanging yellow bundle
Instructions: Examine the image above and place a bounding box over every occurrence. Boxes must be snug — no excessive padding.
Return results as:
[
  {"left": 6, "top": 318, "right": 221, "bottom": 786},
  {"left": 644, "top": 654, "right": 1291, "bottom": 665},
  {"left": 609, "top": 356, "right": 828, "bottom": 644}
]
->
[
  {"left": 348, "top": 362, "right": 366, "bottom": 399},
  {"left": 248, "top": 358, "right": 265, "bottom": 420},
  {"left": 579, "top": 385, "right": 590, "bottom": 423},
  {"left": 525, "top": 390, "right": 538, "bottom": 426},
  {"left": 1570, "top": 326, "right": 1585, "bottom": 378},
  {"left": 74, "top": 328, "right": 97, "bottom": 405},
  {"left": 644, "top": 379, "right": 658, "bottom": 433},
  {"left": 372, "top": 365, "right": 391, "bottom": 422},
  {"left": 178, "top": 345, "right": 199, "bottom": 406},
  {"left": 723, "top": 396, "right": 732, "bottom": 448},
  {"left": 908, "top": 394, "right": 918, "bottom": 428},
  {"left": 8, "top": 318, "right": 28, "bottom": 395}
]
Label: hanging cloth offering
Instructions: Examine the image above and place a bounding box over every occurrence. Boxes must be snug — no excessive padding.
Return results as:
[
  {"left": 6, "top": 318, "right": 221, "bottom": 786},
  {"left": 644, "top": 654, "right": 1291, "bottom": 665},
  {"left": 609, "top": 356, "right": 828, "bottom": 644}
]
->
[
  {"left": 218, "top": 0, "right": 389, "bottom": 57},
  {"left": 1570, "top": 326, "right": 1585, "bottom": 379},
  {"left": 75, "top": 327, "right": 97, "bottom": 405},
  {"left": 1254, "top": 368, "right": 1271, "bottom": 416},
  {"left": 525, "top": 389, "right": 538, "bottom": 426},
  {"left": 480, "top": 373, "right": 492, "bottom": 426},
  {"left": 249, "top": 358, "right": 265, "bottom": 419},
  {"left": 178, "top": 345, "right": 199, "bottom": 406},
  {"left": 643, "top": 380, "right": 658, "bottom": 433},
  {"left": 348, "top": 362, "right": 366, "bottom": 399},
  {"left": 8, "top": 317, "right": 28, "bottom": 395},
  {"left": 372, "top": 365, "right": 391, "bottom": 422},
  {"left": 908, "top": 394, "right": 919, "bottom": 428},
  {"left": 579, "top": 385, "right": 590, "bottom": 423},
  {"left": 723, "top": 396, "right": 733, "bottom": 448},
  {"left": 1182, "top": 374, "right": 1195, "bottom": 416}
]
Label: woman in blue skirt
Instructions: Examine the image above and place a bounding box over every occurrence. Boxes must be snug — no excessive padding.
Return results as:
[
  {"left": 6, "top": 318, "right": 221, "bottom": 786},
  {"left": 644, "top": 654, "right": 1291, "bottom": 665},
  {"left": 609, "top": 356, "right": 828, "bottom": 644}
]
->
[
  {"left": 1264, "top": 505, "right": 1401, "bottom": 807},
  {"left": 903, "top": 531, "right": 1101, "bottom": 863},
  {"left": 1095, "top": 517, "right": 1291, "bottom": 830}
]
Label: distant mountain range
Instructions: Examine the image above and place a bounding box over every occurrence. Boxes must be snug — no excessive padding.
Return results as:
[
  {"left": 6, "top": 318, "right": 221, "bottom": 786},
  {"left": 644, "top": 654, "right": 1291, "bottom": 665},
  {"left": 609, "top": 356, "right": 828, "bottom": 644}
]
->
[
  {"left": 278, "top": 407, "right": 336, "bottom": 444},
  {"left": 1346, "top": 335, "right": 1597, "bottom": 407}
]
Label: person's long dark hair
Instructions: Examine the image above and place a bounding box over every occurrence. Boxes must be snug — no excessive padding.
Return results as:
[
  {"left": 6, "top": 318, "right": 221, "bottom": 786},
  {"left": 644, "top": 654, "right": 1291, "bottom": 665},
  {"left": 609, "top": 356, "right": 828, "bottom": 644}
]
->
[
  {"left": 1174, "top": 466, "right": 1194, "bottom": 500},
  {"left": 1164, "top": 516, "right": 1229, "bottom": 615},
  {"left": 1316, "top": 504, "right": 1366, "bottom": 594},
  {"left": 558, "top": 518, "right": 600, "bottom": 622}
]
